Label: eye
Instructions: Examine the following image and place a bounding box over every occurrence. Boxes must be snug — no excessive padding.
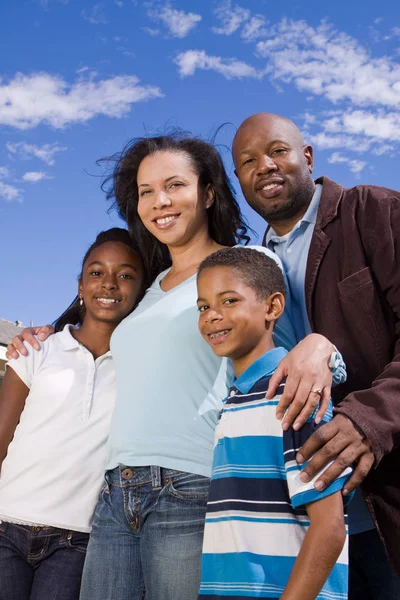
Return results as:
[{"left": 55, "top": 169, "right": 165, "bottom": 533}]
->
[
  {"left": 271, "top": 148, "right": 288, "bottom": 155},
  {"left": 169, "top": 181, "right": 184, "bottom": 189},
  {"left": 223, "top": 298, "right": 238, "bottom": 305},
  {"left": 89, "top": 270, "right": 102, "bottom": 277},
  {"left": 242, "top": 157, "right": 254, "bottom": 166},
  {"left": 140, "top": 189, "right": 152, "bottom": 197},
  {"left": 119, "top": 273, "right": 134, "bottom": 280},
  {"left": 198, "top": 304, "right": 209, "bottom": 313}
]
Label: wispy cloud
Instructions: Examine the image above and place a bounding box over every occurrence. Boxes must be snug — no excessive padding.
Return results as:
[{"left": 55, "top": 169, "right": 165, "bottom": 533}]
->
[
  {"left": 328, "top": 152, "right": 367, "bottom": 176},
  {"left": 0, "top": 166, "right": 9, "bottom": 179},
  {"left": 241, "top": 15, "right": 268, "bottom": 42},
  {"left": 22, "top": 171, "right": 50, "bottom": 183},
  {"left": 81, "top": 3, "right": 108, "bottom": 24},
  {"left": 148, "top": 5, "right": 201, "bottom": 38},
  {"left": 7, "top": 142, "right": 67, "bottom": 165},
  {"left": 212, "top": 1, "right": 249, "bottom": 35},
  {"left": 0, "top": 181, "right": 22, "bottom": 202},
  {"left": 256, "top": 19, "right": 400, "bottom": 109},
  {"left": 174, "top": 50, "right": 259, "bottom": 79},
  {"left": 0, "top": 72, "right": 163, "bottom": 130}
]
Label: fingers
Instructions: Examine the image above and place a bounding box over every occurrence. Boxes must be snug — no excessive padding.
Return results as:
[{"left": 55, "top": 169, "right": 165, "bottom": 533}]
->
[
  {"left": 6, "top": 335, "right": 30, "bottom": 359},
  {"left": 275, "top": 375, "right": 300, "bottom": 421},
  {"left": 296, "top": 420, "right": 338, "bottom": 465},
  {"left": 282, "top": 378, "right": 317, "bottom": 430},
  {"left": 267, "top": 362, "right": 286, "bottom": 401},
  {"left": 6, "top": 342, "right": 21, "bottom": 360},
  {"left": 314, "top": 386, "right": 331, "bottom": 425},
  {"left": 35, "top": 325, "right": 54, "bottom": 342},
  {"left": 303, "top": 446, "right": 355, "bottom": 491},
  {"left": 342, "top": 452, "right": 375, "bottom": 496},
  {"left": 290, "top": 391, "right": 321, "bottom": 431}
]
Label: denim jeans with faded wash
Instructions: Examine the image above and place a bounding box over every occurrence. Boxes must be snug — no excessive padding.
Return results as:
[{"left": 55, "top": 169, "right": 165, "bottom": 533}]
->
[
  {"left": 79, "top": 465, "right": 210, "bottom": 600},
  {"left": 0, "top": 521, "right": 89, "bottom": 600}
]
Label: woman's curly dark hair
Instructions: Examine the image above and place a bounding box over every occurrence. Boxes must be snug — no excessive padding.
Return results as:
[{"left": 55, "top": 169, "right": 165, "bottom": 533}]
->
[{"left": 100, "top": 131, "right": 250, "bottom": 283}]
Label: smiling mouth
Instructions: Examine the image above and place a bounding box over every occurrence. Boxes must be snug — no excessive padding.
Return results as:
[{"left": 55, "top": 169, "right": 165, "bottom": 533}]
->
[
  {"left": 207, "top": 329, "right": 231, "bottom": 345},
  {"left": 96, "top": 298, "right": 121, "bottom": 305},
  {"left": 153, "top": 214, "right": 180, "bottom": 228}
]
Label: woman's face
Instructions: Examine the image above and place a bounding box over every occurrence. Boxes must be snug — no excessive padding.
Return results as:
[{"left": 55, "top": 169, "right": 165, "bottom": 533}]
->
[
  {"left": 79, "top": 241, "right": 143, "bottom": 326},
  {"left": 137, "top": 151, "right": 213, "bottom": 249}
]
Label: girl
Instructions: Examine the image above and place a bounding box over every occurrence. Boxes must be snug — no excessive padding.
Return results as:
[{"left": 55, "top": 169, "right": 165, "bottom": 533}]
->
[{"left": 0, "top": 228, "right": 144, "bottom": 600}]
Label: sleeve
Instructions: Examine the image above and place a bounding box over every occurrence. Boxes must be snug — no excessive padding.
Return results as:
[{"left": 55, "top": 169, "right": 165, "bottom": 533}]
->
[
  {"left": 6, "top": 340, "right": 43, "bottom": 389},
  {"left": 284, "top": 406, "right": 352, "bottom": 508},
  {"left": 334, "top": 189, "right": 400, "bottom": 463},
  {"left": 245, "top": 245, "right": 299, "bottom": 351}
]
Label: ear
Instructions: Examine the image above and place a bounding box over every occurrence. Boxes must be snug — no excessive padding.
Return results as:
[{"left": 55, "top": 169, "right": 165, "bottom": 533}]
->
[
  {"left": 204, "top": 184, "right": 215, "bottom": 209},
  {"left": 78, "top": 280, "right": 84, "bottom": 300},
  {"left": 303, "top": 144, "right": 314, "bottom": 174},
  {"left": 265, "top": 292, "right": 285, "bottom": 323}
]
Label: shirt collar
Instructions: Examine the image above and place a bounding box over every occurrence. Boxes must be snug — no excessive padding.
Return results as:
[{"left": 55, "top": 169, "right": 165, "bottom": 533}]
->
[
  {"left": 234, "top": 347, "right": 288, "bottom": 394},
  {"left": 266, "top": 183, "right": 322, "bottom": 244},
  {"left": 56, "top": 324, "right": 82, "bottom": 351}
]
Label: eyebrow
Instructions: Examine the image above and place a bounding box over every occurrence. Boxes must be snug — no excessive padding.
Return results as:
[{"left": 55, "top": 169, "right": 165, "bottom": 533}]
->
[
  {"left": 86, "top": 261, "right": 139, "bottom": 272},
  {"left": 197, "top": 290, "right": 239, "bottom": 302},
  {"left": 239, "top": 139, "right": 288, "bottom": 154},
  {"left": 138, "top": 175, "right": 182, "bottom": 188}
]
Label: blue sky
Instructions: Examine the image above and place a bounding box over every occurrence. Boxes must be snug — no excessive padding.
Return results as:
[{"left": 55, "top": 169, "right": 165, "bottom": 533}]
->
[{"left": 1, "top": 0, "right": 399, "bottom": 326}]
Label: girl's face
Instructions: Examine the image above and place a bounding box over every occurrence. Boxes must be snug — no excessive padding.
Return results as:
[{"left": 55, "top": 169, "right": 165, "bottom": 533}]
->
[
  {"left": 79, "top": 241, "right": 143, "bottom": 325},
  {"left": 137, "top": 151, "right": 214, "bottom": 249}
]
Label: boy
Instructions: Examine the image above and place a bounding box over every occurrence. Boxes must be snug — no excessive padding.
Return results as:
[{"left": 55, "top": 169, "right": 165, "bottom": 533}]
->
[{"left": 196, "top": 247, "right": 350, "bottom": 600}]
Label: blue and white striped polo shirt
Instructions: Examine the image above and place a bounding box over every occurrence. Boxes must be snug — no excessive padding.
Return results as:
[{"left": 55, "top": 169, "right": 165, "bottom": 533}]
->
[{"left": 199, "top": 347, "right": 350, "bottom": 600}]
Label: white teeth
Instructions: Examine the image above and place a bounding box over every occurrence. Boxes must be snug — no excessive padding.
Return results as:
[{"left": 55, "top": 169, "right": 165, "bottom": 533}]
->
[
  {"left": 97, "top": 298, "right": 119, "bottom": 304},
  {"left": 210, "top": 330, "right": 229, "bottom": 339},
  {"left": 262, "top": 183, "right": 279, "bottom": 190},
  {"left": 156, "top": 216, "right": 176, "bottom": 225}
]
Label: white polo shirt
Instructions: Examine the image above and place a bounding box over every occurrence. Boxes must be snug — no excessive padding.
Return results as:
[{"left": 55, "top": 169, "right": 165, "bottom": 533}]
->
[{"left": 0, "top": 325, "right": 116, "bottom": 533}]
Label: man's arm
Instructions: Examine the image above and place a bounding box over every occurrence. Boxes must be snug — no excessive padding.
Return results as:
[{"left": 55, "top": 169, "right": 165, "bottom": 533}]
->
[
  {"left": 297, "top": 188, "right": 400, "bottom": 492},
  {"left": 0, "top": 367, "right": 29, "bottom": 469},
  {"left": 281, "top": 493, "right": 346, "bottom": 600}
]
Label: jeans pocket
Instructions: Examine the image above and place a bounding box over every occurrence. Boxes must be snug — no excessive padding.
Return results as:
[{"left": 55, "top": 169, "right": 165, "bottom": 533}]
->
[
  {"left": 66, "top": 530, "right": 90, "bottom": 554},
  {"left": 168, "top": 472, "right": 210, "bottom": 501}
]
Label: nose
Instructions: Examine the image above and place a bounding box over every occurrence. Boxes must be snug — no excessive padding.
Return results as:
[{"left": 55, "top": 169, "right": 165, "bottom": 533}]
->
[
  {"left": 154, "top": 189, "right": 172, "bottom": 209},
  {"left": 205, "top": 309, "right": 223, "bottom": 323},
  {"left": 256, "top": 154, "right": 278, "bottom": 176},
  {"left": 102, "top": 274, "right": 117, "bottom": 290}
]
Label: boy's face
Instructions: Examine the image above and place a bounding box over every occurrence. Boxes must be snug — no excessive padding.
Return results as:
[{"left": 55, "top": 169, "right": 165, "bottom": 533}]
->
[{"left": 197, "top": 266, "right": 272, "bottom": 362}]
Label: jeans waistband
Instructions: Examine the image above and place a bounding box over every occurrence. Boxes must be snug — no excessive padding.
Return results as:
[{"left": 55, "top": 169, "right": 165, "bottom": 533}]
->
[{"left": 106, "top": 465, "right": 185, "bottom": 489}]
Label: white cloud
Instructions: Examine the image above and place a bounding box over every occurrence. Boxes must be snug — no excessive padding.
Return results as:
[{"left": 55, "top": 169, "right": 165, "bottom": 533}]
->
[
  {"left": 0, "top": 72, "right": 163, "bottom": 130},
  {"left": 81, "top": 3, "right": 108, "bottom": 24},
  {"left": 22, "top": 171, "right": 49, "bottom": 183},
  {"left": 212, "top": 1, "right": 249, "bottom": 35},
  {"left": 149, "top": 5, "right": 201, "bottom": 39},
  {"left": 0, "top": 166, "right": 9, "bottom": 179},
  {"left": 114, "top": 0, "right": 124, "bottom": 6},
  {"left": 7, "top": 142, "right": 68, "bottom": 165},
  {"left": 256, "top": 19, "right": 400, "bottom": 109},
  {"left": 174, "top": 50, "right": 260, "bottom": 79},
  {"left": 241, "top": 15, "right": 268, "bottom": 42},
  {"left": 143, "top": 27, "right": 160, "bottom": 37},
  {"left": 328, "top": 152, "right": 366, "bottom": 176},
  {"left": 0, "top": 181, "right": 22, "bottom": 202}
]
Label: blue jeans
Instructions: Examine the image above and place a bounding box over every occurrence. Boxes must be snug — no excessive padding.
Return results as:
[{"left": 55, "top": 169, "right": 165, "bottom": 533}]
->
[
  {"left": 349, "top": 529, "right": 400, "bottom": 599},
  {"left": 79, "top": 466, "right": 210, "bottom": 600},
  {"left": 0, "top": 521, "right": 89, "bottom": 600}
]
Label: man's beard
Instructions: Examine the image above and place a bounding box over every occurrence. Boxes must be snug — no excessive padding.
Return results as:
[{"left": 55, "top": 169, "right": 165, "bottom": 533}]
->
[{"left": 247, "top": 178, "right": 315, "bottom": 225}]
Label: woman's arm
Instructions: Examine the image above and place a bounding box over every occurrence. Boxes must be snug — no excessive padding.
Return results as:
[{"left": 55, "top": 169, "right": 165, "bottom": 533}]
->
[
  {"left": 280, "top": 492, "right": 346, "bottom": 600},
  {"left": 0, "top": 367, "right": 29, "bottom": 468}
]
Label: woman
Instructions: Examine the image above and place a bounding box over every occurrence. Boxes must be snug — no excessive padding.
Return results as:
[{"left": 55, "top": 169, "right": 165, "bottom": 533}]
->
[
  {"left": 8, "top": 134, "right": 336, "bottom": 600},
  {"left": 0, "top": 228, "right": 144, "bottom": 600}
]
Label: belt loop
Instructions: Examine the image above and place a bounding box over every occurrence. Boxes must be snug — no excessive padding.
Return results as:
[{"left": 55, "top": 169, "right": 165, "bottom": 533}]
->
[{"left": 151, "top": 465, "right": 162, "bottom": 489}]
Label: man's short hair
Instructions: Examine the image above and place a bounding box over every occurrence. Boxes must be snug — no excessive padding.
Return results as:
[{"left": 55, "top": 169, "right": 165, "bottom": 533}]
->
[{"left": 198, "top": 247, "right": 286, "bottom": 301}]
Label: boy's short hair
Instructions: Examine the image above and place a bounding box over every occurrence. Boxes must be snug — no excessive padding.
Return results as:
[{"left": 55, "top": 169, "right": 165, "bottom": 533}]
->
[{"left": 198, "top": 247, "right": 286, "bottom": 301}]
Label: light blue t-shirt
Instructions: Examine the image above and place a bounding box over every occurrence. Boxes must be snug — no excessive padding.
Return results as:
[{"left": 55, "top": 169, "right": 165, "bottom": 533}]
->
[{"left": 107, "top": 246, "right": 297, "bottom": 478}]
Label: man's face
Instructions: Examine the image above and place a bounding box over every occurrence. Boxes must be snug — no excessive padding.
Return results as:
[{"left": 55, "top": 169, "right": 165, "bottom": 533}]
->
[{"left": 233, "top": 115, "right": 315, "bottom": 224}]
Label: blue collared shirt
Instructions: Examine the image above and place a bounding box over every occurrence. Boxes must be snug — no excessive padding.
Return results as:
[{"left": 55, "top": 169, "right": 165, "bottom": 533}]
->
[{"left": 266, "top": 184, "right": 321, "bottom": 342}]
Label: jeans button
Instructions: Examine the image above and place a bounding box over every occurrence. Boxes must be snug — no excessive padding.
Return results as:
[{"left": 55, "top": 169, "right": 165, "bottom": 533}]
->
[
  {"left": 121, "top": 468, "right": 134, "bottom": 480},
  {"left": 67, "top": 533, "right": 72, "bottom": 541}
]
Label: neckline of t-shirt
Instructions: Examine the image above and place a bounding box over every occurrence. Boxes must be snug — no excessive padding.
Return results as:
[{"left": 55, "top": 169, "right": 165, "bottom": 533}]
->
[{"left": 155, "top": 267, "right": 197, "bottom": 294}]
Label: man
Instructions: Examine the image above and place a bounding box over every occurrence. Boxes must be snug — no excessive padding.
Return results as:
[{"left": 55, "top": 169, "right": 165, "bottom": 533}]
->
[{"left": 232, "top": 113, "right": 400, "bottom": 599}]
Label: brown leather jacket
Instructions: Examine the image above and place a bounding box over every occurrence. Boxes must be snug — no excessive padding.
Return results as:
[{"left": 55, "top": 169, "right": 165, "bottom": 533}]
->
[{"left": 265, "top": 176, "right": 400, "bottom": 574}]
